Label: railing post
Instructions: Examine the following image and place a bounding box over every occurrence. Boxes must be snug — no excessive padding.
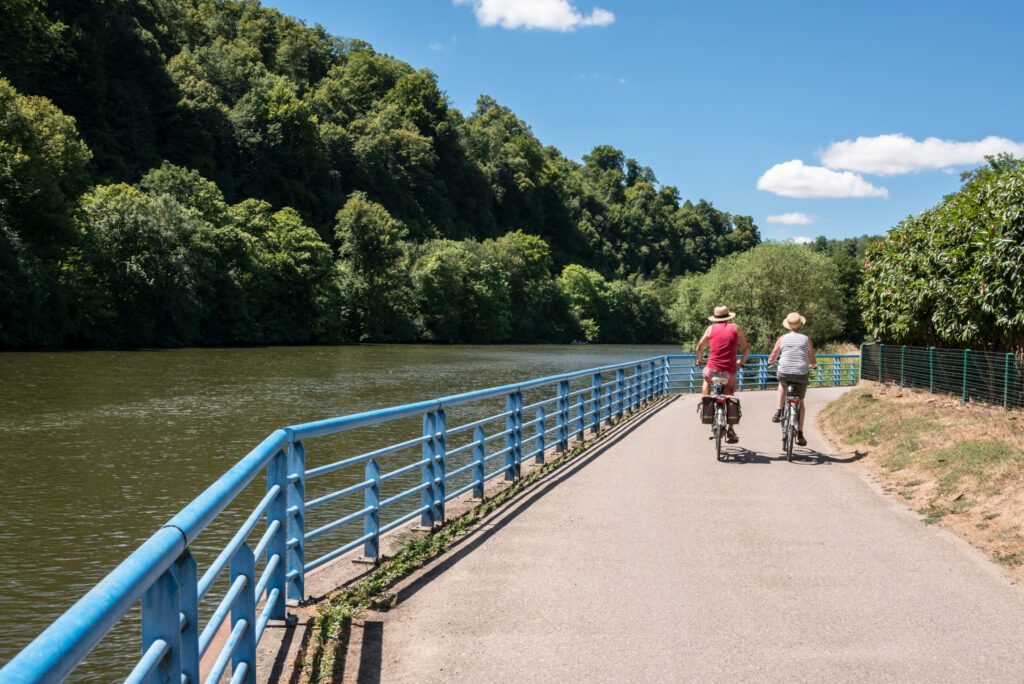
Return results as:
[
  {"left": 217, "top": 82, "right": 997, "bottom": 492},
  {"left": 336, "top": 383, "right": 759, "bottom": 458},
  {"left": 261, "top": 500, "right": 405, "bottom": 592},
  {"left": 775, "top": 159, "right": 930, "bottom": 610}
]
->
[
  {"left": 421, "top": 412, "right": 437, "bottom": 527},
  {"left": 434, "top": 409, "right": 447, "bottom": 523},
  {"left": 879, "top": 343, "right": 885, "bottom": 383},
  {"left": 362, "top": 459, "right": 380, "bottom": 561},
  {"left": 648, "top": 360, "right": 656, "bottom": 402},
  {"left": 266, "top": 448, "right": 287, "bottom": 619},
  {"left": 634, "top": 364, "right": 642, "bottom": 410},
  {"left": 833, "top": 356, "right": 840, "bottom": 386},
  {"left": 591, "top": 373, "right": 602, "bottom": 433},
  {"left": 177, "top": 551, "right": 199, "bottom": 684},
  {"left": 963, "top": 349, "right": 970, "bottom": 403},
  {"left": 929, "top": 346, "right": 936, "bottom": 393},
  {"left": 516, "top": 393, "right": 523, "bottom": 470},
  {"left": 576, "top": 394, "right": 585, "bottom": 440},
  {"left": 285, "top": 439, "right": 305, "bottom": 602},
  {"left": 1003, "top": 353, "right": 1013, "bottom": 410},
  {"left": 688, "top": 365, "right": 694, "bottom": 393},
  {"left": 616, "top": 369, "right": 625, "bottom": 420},
  {"left": 662, "top": 356, "right": 670, "bottom": 396},
  {"left": 140, "top": 564, "right": 183, "bottom": 684},
  {"left": 900, "top": 345, "right": 906, "bottom": 386},
  {"left": 505, "top": 393, "right": 518, "bottom": 480},
  {"left": 472, "top": 426, "right": 486, "bottom": 499},
  {"left": 605, "top": 386, "right": 613, "bottom": 425},
  {"left": 557, "top": 380, "right": 570, "bottom": 452},
  {"left": 535, "top": 405, "right": 546, "bottom": 464},
  {"left": 230, "top": 543, "right": 257, "bottom": 684}
]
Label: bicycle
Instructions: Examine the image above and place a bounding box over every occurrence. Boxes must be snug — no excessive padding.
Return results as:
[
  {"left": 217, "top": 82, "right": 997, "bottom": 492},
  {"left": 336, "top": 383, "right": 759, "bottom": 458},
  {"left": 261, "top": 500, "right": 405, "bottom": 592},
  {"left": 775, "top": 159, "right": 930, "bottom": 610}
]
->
[
  {"left": 771, "top": 365, "right": 814, "bottom": 461},
  {"left": 697, "top": 360, "right": 743, "bottom": 462},
  {"left": 780, "top": 383, "right": 800, "bottom": 461}
]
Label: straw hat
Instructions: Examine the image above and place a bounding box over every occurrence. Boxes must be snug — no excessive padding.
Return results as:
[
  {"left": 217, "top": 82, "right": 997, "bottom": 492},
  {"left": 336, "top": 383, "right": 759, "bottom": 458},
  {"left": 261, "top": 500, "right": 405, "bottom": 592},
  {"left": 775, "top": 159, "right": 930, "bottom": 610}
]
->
[
  {"left": 783, "top": 312, "right": 806, "bottom": 330},
  {"left": 708, "top": 306, "right": 736, "bottom": 322}
]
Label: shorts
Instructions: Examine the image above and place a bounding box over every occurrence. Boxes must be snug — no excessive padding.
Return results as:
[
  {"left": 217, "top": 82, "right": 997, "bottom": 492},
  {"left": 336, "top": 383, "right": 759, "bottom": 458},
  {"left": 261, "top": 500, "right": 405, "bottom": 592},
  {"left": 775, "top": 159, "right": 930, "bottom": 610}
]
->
[
  {"left": 777, "top": 372, "right": 808, "bottom": 398},
  {"left": 703, "top": 366, "right": 738, "bottom": 393}
]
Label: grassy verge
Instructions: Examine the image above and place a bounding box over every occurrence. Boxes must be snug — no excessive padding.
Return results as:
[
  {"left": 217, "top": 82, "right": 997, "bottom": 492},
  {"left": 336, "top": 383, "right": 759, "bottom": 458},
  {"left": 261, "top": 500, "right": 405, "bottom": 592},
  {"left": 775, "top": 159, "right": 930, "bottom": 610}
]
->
[
  {"left": 821, "top": 384, "right": 1024, "bottom": 580},
  {"left": 301, "top": 402, "right": 657, "bottom": 682}
]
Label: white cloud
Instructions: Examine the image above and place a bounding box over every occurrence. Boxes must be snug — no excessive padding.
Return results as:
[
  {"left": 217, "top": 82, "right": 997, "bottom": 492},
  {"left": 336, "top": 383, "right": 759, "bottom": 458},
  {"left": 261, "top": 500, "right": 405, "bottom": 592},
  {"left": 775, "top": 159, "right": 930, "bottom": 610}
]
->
[
  {"left": 791, "top": 236, "right": 813, "bottom": 244},
  {"left": 766, "top": 212, "right": 814, "bottom": 225},
  {"left": 454, "top": 0, "right": 615, "bottom": 31},
  {"left": 429, "top": 42, "right": 445, "bottom": 51},
  {"left": 821, "top": 134, "right": 1024, "bottom": 175},
  {"left": 756, "top": 160, "right": 888, "bottom": 199}
]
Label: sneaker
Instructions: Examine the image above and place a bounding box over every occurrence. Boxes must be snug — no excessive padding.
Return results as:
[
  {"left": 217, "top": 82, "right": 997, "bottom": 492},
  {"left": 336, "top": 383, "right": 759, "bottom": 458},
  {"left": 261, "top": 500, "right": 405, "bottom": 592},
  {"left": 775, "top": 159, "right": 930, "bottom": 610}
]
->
[
  {"left": 796, "top": 431, "right": 807, "bottom": 447},
  {"left": 771, "top": 409, "right": 782, "bottom": 423},
  {"left": 726, "top": 428, "right": 739, "bottom": 444}
]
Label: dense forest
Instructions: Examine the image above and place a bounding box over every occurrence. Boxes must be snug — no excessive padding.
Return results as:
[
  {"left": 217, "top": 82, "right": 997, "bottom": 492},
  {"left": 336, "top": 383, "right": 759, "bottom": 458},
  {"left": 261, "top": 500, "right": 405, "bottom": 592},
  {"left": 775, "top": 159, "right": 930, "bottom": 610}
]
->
[{"left": 0, "top": 0, "right": 867, "bottom": 349}]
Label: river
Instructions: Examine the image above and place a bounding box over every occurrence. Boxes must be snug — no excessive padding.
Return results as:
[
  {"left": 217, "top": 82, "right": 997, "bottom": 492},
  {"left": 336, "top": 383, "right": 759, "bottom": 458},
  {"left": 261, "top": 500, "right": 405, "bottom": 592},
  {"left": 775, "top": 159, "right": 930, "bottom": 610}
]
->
[{"left": 0, "top": 344, "right": 679, "bottom": 679}]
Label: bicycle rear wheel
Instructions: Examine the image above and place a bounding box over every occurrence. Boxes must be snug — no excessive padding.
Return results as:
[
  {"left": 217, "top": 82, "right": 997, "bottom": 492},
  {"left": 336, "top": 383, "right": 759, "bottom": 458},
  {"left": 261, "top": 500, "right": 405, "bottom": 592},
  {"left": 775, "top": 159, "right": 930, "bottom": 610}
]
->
[
  {"left": 785, "top": 406, "right": 795, "bottom": 461},
  {"left": 786, "top": 405, "right": 794, "bottom": 458},
  {"left": 714, "top": 406, "right": 724, "bottom": 461}
]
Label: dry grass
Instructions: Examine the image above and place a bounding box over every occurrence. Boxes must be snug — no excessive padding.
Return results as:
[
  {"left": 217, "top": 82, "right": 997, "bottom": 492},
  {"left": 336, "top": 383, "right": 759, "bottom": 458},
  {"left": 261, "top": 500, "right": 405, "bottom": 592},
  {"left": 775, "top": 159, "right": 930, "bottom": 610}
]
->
[
  {"left": 821, "top": 382, "right": 1024, "bottom": 580},
  {"left": 816, "top": 341, "right": 862, "bottom": 355}
]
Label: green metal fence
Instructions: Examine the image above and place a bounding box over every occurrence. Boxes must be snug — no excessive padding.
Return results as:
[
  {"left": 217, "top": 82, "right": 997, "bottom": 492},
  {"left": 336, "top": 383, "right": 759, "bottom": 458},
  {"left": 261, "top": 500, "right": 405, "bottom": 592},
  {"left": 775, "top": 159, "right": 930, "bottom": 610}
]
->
[{"left": 861, "top": 343, "right": 1023, "bottom": 409}]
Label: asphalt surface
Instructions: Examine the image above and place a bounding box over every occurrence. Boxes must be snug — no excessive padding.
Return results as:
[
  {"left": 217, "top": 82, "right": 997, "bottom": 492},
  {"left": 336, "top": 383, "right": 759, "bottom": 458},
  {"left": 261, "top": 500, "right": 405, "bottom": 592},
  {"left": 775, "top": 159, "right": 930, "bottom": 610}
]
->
[{"left": 366, "top": 388, "right": 1024, "bottom": 682}]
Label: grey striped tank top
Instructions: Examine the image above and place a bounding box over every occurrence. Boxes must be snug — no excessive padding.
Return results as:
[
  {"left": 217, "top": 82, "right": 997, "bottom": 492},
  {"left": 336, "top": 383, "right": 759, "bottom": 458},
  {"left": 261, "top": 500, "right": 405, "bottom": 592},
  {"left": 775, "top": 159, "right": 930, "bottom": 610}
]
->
[{"left": 778, "top": 332, "right": 810, "bottom": 375}]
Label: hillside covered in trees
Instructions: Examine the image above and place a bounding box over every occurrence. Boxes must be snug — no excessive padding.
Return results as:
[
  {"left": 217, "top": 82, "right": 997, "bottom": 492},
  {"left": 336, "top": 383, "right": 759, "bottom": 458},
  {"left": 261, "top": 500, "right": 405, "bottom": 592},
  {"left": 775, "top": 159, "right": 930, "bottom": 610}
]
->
[{"left": 0, "top": 0, "right": 773, "bottom": 348}]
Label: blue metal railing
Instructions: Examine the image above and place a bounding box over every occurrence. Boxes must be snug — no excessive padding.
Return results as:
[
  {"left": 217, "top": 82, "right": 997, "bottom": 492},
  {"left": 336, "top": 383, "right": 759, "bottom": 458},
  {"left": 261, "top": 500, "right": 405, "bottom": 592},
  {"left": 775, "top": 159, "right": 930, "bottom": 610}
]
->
[
  {"left": 665, "top": 353, "right": 860, "bottom": 393},
  {"left": 0, "top": 353, "right": 857, "bottom": 683}
]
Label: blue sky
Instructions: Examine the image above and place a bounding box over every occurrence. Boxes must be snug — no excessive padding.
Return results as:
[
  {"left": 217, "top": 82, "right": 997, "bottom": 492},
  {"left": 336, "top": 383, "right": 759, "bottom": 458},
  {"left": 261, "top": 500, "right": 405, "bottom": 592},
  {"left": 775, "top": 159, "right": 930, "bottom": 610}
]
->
[{"left": 272, "top": 0, "right": 1024, "bottom": 241}]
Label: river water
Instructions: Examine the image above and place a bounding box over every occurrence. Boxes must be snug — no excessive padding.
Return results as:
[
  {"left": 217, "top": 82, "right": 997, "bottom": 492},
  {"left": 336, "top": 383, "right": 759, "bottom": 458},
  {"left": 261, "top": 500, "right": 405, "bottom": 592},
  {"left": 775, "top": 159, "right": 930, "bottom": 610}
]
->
[{"left": 0, "top": 344, "right": 678, "bottom": 679}]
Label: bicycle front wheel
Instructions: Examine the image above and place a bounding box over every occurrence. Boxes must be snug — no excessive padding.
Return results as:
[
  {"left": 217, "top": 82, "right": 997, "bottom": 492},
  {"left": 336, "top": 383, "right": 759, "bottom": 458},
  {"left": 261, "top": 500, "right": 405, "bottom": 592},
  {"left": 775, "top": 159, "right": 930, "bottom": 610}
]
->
[{"left": 785, "top": 408, "right": 795, "bottom": 461}]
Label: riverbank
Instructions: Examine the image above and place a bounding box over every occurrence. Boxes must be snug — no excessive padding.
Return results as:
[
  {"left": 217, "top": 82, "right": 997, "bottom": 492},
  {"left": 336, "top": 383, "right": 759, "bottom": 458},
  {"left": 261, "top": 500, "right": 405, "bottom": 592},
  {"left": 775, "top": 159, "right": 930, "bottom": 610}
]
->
[{"left": 820, "top": 383, "right": 1024, "bottom": 582}]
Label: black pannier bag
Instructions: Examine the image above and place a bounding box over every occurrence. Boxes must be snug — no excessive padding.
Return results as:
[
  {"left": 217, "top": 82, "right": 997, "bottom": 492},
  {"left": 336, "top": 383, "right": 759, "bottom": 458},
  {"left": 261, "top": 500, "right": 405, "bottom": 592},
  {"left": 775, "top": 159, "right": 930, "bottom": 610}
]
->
[
  {"left": 698, "top": 396, "right": 715, "bottom": 424},
  {"left": 698, "top": 396, "right": 742, "bottom": 424},
  {"left": 726, "top": 397, "right": 742, "bottom": 424}
]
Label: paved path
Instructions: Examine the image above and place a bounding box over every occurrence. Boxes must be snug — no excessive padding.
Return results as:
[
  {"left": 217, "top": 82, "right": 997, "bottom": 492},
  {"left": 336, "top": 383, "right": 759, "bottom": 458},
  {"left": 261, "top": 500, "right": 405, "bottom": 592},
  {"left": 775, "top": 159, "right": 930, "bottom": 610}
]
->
[{"left": 363, "top": 388, "right": 1024, "bottom": 682}]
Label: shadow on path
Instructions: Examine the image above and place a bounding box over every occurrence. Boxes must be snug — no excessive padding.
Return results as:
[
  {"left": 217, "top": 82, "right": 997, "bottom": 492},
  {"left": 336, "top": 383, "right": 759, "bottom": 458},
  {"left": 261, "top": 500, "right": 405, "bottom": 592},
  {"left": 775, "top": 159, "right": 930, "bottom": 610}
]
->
[
  {"left": 333, "top": 399, "right": 674, "bottom": 683},
  {"left": 717, "top": 445, "right": 867, "bottom": 466}
]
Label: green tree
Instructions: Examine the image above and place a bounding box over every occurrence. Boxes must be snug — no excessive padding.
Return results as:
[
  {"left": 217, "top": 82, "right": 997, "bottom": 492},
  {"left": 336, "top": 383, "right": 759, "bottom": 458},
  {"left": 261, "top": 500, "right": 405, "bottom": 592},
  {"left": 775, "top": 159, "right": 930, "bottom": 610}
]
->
[
  {"left": 557, "top": 264, "right": 608, "bottom": 342},
  {"left": 0, "top": 77, "right": 91, "bottom": 251},
  {"left": 140, "top": 161, "right": 231, "bottom": 227},
  {"left": 66, "top": 184, "right": 206, "bottom": 345},
  {"left": 810, "top": 234, "right": 880, "bottom": 343},
  {"left": 412, "top": 239, "right": 511, "bottom": 342},
  {"left": 334, "top": 192, "right": 415, "bottom": 340},
  {"left": 229, "top": 198, "right": 333, "bottom": 343},
  {"left": 481, "top": 230, "right": 571, "bottom": 342},
  {"left": 671, "top": 243, "right": 845, "bottom": 353},
  {"left": 603, "top": 279, "right": 672, "bottom": 344}
]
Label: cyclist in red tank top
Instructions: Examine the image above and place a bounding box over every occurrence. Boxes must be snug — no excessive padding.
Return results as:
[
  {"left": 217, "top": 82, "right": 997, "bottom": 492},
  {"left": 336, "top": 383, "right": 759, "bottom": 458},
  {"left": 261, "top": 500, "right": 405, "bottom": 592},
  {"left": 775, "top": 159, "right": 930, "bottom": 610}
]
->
[{"left": 694, "top": 306, "right": 750, "bottom": 442}]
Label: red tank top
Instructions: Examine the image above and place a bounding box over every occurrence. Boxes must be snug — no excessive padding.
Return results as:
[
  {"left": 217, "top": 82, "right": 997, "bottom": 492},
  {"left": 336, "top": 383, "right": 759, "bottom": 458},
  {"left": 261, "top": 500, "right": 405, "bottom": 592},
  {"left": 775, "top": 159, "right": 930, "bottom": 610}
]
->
[{"left": 708, "top": 322, "right": 738, "bottom": 372}]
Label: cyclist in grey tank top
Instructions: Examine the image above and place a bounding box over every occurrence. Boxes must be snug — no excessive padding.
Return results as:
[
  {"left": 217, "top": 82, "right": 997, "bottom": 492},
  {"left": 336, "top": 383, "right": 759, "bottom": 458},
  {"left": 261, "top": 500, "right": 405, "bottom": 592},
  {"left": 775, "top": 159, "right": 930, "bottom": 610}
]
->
[{"left": 767, "top": 312, "right": 817, "bottom": 445}]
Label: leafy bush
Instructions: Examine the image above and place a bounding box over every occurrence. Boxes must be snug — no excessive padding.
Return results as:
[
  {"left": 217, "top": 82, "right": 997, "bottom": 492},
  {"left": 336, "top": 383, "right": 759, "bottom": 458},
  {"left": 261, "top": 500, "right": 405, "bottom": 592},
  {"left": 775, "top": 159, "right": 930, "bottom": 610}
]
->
[{"left": 860, "top": 155, "right": 1024, "bottom": 351}]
